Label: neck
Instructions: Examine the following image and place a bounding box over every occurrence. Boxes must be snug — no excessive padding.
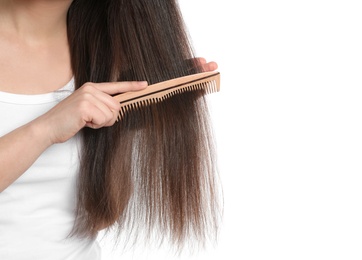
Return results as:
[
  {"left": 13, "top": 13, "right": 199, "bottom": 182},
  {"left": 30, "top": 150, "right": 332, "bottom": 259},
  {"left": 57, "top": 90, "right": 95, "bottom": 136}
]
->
[{"left": 0, "top": 0, "right": 72, "bottom": 43}]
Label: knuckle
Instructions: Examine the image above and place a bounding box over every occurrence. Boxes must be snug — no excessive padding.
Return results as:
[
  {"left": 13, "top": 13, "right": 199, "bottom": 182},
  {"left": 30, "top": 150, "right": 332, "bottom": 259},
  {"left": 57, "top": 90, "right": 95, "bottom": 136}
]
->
[
  {"left": 106, "top": 117, "right": 117, "bottom": 127},
  {"left": 97, "top": 113, "right": 109, "bottom": 126},
  {"left": 81, "top": 83, "right": 95, "bottom": 92},
  {"left": 100, "top": 116, "right": 107, "bottom": 126},
  {"left": 106, "top": 112, "right": 117, "bottom": 126}
]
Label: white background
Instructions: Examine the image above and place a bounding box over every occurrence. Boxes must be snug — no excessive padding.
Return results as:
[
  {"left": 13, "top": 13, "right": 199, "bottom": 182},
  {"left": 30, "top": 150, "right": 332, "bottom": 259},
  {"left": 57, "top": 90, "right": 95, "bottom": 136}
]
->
[{"left": 101, "top": 1, "right": 362, "bottom": 259}]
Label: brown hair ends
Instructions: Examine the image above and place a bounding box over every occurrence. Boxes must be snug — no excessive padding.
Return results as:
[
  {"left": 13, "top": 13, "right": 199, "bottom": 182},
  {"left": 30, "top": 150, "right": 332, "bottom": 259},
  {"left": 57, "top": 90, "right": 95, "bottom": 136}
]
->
[{"left": 67, "top": 0, "right": 222, "bottom": 251}]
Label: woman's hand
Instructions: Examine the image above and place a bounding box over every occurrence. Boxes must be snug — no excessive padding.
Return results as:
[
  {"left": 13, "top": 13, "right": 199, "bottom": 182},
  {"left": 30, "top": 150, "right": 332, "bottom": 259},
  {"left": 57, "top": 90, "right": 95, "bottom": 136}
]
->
[
  {"left": 34, "top": 57, "right": 217, "bottom": 145},
  {"left": 0, "top": 80, "right": 147, "bottom": 191},
  {"left": 38, "top": 81, "right": 148, "bottom": 144}
]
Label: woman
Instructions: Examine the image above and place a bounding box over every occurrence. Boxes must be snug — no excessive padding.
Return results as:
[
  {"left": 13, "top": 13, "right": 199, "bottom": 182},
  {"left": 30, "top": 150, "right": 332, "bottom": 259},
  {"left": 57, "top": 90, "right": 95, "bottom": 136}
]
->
[{"left": 0, "top": 0, "right": 219, "bottom": 259}]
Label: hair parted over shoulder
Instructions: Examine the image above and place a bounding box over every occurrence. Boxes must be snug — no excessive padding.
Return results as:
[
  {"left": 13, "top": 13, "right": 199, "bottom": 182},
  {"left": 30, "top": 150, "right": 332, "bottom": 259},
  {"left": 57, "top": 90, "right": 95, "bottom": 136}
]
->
[{"left": 67, "top": 0, "right": 222, "bottom": 250}]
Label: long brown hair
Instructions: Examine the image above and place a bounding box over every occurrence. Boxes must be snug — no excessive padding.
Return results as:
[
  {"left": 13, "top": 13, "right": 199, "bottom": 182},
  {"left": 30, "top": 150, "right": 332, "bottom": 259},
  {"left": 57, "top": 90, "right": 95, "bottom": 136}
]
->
[{"left": 67, "top": 0, "right": 221, "bottom": 250}]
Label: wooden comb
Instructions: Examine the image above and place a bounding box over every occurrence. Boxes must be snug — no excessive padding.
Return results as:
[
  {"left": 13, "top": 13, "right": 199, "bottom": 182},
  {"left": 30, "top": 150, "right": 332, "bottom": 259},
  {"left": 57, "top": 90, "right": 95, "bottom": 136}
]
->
[{"left": 113, "top": 71, "right": 220, "bottom": 120}]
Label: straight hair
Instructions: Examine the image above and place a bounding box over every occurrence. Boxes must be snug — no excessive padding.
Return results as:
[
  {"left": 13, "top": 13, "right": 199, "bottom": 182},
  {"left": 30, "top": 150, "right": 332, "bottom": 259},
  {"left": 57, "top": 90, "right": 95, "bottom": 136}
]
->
[{"left": 67, "top": 0, "right": 221, "bottom": 250}]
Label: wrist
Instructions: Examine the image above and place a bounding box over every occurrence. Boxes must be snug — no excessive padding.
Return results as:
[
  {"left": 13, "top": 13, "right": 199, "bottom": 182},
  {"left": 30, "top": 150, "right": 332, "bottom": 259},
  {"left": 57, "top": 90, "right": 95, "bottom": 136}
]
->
[{"left": 28, "top": 117, "right": 54, "bottom": 148}]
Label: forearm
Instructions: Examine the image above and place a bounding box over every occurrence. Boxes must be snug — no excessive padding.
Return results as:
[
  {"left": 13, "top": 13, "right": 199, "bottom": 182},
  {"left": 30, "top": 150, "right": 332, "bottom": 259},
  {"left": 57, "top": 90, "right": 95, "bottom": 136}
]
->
[
  {"left": 0, "top": 119, "right": 52, "bottom": 192},
  {"left": 0, "top": 81, "right": 147, "bottom": 192}
]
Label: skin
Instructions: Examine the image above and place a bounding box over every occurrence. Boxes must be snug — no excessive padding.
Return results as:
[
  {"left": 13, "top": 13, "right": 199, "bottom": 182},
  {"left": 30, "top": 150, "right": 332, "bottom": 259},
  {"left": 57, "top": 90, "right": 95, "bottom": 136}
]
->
[{"left": 0, "top": 0, "right": 218, "bottom": 192}]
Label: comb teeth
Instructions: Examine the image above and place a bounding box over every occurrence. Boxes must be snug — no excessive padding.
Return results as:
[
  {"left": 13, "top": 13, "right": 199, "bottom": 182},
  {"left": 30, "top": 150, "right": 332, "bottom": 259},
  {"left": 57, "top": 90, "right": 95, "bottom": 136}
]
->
[
  {"left": 118, "top": 99, "right": 157, "bottom": 120},
  {"left": 115, "top": 71, "right": 220, "bottom": 121}
]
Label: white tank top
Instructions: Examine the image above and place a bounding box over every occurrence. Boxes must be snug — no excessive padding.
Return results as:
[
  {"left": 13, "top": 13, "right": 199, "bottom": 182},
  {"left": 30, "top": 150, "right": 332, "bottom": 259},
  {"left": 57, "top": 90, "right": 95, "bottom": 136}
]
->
[{"left": 0, "top": 79, "right": 101, "bottom": 260}]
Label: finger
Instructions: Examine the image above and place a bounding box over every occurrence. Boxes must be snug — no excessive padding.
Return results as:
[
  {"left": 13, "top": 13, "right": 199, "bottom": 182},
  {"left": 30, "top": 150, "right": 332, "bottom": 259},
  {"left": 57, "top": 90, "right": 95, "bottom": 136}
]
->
[
  {"left": 194, "top": 57, "right": 207, "bottom": 65},
  {"left": 84, "top": 106, "right": 115, "bottom": 129},
  {"left": 79, "top": 94, "right": 116, "bottom": 128},
  {"left": 191, "top": 58, "right": 218, "bottom": 72},
  {"left": 202, "top": 61, "right": 218, "bottom": 72},
  {"left": 79, "top": 81, "right": 148, "bottom": 111},
  {"left": 86, "top": 86, "right": 121, "bottom": 111},
  {"left": 92, "top": 81, "right": 148, "bottom": 95}
]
